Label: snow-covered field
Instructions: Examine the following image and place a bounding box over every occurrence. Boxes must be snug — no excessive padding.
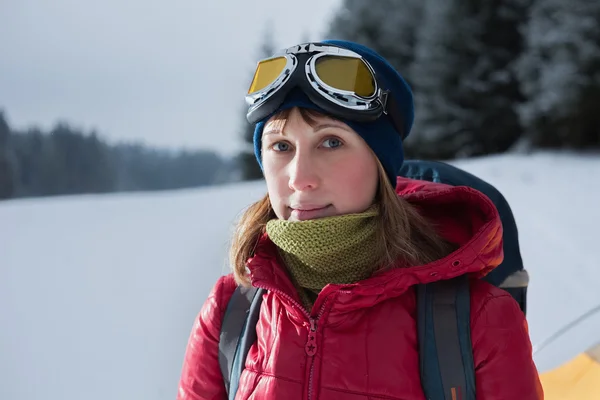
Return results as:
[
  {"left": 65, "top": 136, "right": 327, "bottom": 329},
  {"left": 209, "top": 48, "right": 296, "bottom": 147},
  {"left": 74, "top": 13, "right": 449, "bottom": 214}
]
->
[{"left": 1, "top": 152, "right": 598, "bottom": 400}]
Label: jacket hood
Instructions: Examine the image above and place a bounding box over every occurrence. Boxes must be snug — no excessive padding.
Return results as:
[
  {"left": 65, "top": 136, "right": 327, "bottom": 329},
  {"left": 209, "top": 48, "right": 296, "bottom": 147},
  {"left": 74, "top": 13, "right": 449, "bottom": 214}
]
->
[{"left": 394, "top": 176, "right": 503, "bottom": 280}]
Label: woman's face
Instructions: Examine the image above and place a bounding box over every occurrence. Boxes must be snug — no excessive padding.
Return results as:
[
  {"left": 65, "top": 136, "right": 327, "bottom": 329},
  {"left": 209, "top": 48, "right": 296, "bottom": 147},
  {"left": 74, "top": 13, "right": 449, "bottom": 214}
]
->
[{"left": 262, "top": 107, "right": 379, "bottom": 221}]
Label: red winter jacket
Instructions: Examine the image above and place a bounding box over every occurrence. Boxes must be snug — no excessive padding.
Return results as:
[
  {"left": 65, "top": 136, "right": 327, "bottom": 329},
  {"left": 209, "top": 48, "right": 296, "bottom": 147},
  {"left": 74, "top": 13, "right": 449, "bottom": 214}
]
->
[{"left": 177, "top": 178, "right": 544, "bottom": 400}]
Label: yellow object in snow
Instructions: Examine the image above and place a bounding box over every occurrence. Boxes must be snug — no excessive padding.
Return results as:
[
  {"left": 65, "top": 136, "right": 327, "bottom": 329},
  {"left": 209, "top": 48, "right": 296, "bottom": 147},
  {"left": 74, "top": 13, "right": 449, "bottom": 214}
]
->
[{"left": 540, "top": 344, "right": 600, "bottom": 400}]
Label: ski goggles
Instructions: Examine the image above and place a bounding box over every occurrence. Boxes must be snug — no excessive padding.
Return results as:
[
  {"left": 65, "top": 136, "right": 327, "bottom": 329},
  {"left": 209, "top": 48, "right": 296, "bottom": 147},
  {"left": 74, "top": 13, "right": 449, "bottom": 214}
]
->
[{"left": 245, "top": 43, "right": 405, "bottom": 137}]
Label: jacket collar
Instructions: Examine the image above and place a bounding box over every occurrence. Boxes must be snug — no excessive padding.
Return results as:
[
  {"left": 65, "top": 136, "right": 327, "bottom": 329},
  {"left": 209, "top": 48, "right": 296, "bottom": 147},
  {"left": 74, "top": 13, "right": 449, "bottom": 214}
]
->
[{"left": 247, "top": 177, "right": 503, "bottom": 308}]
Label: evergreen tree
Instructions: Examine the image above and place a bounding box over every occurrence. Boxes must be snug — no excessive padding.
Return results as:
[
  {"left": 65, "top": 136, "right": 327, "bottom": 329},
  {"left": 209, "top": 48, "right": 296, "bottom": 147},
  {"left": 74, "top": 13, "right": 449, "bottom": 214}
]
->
[
  {"left": 410, "top": 0, "right": 531, "bottom": 159},
  {"left": 0, "top": 111, "right": 14, "bottom": 199},
  {"left": 517, "top": 0, "right": 600, "bottom": 149}
]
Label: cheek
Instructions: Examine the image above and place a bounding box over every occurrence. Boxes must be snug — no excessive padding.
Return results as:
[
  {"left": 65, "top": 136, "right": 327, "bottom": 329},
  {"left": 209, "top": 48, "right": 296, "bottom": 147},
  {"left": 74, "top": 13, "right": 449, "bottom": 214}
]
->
[
  {"left": 329, "top": 156, "right": 378, "bottom": 212},
  {"left": 263, "top": 161, "right": 289, "bottom": 218}
]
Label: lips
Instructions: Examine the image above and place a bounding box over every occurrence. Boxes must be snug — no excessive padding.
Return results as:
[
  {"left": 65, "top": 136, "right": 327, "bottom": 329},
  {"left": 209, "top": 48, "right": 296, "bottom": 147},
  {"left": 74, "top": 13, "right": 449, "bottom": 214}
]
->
[{"left": 288, "top": 204, "right": 333, "bottom": 221}]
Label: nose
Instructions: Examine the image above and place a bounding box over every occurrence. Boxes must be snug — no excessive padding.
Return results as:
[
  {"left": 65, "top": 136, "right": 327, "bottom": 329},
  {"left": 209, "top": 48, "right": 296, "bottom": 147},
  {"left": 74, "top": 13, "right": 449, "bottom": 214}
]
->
[{"left": 288, "top": 150, "right": 320, "bottom": 191}]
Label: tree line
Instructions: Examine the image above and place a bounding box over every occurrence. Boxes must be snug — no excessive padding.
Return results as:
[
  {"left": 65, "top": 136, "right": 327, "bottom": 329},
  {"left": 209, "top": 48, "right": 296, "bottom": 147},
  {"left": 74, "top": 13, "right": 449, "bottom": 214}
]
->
[{"left": 0, "top": 111, "right": 234, "bottom": 200}]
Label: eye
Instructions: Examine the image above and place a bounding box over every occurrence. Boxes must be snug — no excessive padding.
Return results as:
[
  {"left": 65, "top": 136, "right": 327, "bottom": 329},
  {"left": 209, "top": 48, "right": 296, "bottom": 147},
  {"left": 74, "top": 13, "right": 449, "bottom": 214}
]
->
[
  {"left": 322, "top": 137, "right": 343, "bottom": 149},
  {"left": 272, "top": 141, "right": 291, "bottom": 152}
]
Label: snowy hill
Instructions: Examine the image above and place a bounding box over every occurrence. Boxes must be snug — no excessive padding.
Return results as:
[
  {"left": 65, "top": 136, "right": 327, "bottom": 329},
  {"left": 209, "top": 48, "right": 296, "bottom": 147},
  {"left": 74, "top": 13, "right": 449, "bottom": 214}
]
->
[{"left": 1, "top": 152, "right": 599, "bottom": 400}]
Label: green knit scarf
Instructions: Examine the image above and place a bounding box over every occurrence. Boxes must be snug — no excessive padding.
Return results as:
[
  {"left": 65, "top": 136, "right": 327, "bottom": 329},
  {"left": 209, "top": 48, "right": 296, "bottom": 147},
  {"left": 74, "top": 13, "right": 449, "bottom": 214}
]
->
[{"left": 265, "top": 205, "right": 380, "bottom": 311}]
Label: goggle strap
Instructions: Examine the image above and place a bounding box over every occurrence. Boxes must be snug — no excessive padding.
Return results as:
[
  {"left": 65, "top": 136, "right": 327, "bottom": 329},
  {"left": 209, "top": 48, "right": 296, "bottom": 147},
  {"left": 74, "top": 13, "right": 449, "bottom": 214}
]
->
[
  {"left": 380, "top": 90, "right": 390, "bottom": 114},
  {"left": 385, "top": 92, "right": 407, "bottom": 140}
]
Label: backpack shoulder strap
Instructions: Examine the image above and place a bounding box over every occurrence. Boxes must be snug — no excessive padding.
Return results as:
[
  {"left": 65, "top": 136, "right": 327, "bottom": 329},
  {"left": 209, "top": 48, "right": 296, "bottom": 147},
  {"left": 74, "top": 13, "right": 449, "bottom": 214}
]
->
[
  {"left": 219, "top": 285, "right": 265, "bottom": 400},
  {"left": 417, "top": 275, "right": 476, "bottom": 400}
]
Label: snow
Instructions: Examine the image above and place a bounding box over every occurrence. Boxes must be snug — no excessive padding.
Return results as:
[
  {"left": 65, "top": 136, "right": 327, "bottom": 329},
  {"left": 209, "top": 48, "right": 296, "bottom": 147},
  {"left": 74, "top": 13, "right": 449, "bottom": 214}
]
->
[{"left": 1, "top": 151, "right": 599, "bottom": 399}]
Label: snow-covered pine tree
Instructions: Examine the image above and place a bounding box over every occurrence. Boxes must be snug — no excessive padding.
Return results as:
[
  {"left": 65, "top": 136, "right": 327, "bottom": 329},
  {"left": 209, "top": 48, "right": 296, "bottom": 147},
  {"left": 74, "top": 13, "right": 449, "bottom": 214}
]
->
[
  {"left": 517, "top": 0, "right": 600, "bottom": 149},
  {"left": 410, "top": 0, "right": 531, "bottom": 159}
]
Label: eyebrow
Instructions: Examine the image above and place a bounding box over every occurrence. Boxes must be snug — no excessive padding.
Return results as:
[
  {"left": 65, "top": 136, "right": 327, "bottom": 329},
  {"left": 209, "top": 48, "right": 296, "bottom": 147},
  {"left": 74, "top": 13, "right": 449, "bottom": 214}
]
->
[
  {"left": 263, "top": 129, "right": 284, "bottom": 136},
  {"left": 263, "top": 122, "right": 352, "bottom": 136}
]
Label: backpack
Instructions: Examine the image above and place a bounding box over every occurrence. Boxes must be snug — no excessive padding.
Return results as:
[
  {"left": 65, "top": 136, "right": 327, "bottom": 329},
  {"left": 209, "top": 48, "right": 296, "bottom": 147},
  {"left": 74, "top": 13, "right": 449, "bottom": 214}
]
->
[{"left": 218, "top": 160, "right": 528, "bottom": 400}]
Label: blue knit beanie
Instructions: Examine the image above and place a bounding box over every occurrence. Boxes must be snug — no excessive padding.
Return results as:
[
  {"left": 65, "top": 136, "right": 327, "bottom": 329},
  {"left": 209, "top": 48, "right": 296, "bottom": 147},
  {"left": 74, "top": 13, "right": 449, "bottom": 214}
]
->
[{"left": 252, "top": 39, "right": 414, "bottom": 186}]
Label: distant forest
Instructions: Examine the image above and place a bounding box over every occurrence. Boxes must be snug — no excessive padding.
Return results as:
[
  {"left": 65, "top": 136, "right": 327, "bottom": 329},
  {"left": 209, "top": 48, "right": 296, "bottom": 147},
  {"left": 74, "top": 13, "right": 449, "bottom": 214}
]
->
[{"left": 0, "top": 111, "right": 239, "bottom": 200}]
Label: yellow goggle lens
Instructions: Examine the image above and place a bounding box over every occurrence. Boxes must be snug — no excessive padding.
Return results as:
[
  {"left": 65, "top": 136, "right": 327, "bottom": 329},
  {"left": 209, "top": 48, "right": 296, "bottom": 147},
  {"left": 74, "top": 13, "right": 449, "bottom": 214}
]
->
[
  {"left": 314, "top": 56, "right": 375, "bottom": 97},
  {"left": 248, "top": 57, "right": 287, "bottom": 94}
]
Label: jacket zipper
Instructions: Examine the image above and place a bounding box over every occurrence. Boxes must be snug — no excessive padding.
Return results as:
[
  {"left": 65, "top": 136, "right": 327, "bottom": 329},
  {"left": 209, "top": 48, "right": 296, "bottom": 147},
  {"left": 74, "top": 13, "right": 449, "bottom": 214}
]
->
[
  {"left": 306, "top": 302, "right": 328, "bottom": 400},
  {"left": 254, "top": 283, "right": 332, "bottom": 400}
]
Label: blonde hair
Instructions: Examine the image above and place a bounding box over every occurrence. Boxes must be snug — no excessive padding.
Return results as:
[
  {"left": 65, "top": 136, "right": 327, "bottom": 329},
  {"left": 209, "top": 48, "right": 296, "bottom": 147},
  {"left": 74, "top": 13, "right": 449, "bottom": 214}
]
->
[{"left": 230, "top": 108, "right": 456, "bottom": 286}]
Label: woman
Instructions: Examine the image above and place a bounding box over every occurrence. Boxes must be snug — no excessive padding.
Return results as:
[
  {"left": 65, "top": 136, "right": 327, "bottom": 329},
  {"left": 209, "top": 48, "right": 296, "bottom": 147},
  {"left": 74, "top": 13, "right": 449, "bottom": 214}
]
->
[{"left": 177, "top": 40, "right": 543, "bottom": 399}]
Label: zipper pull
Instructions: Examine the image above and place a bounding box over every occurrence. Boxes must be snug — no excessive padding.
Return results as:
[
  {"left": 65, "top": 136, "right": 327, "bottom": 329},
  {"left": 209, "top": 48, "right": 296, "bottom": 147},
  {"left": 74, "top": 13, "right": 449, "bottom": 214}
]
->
[{"left": 305, "top": 318, "right": 318, "bottom": 356}]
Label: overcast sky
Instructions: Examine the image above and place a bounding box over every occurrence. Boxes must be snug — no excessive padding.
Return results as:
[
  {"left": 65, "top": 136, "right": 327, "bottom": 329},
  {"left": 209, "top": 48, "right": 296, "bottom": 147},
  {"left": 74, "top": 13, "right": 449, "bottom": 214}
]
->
[{"left": 0, "top": 0, "right": 342, "bottom": 156}]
